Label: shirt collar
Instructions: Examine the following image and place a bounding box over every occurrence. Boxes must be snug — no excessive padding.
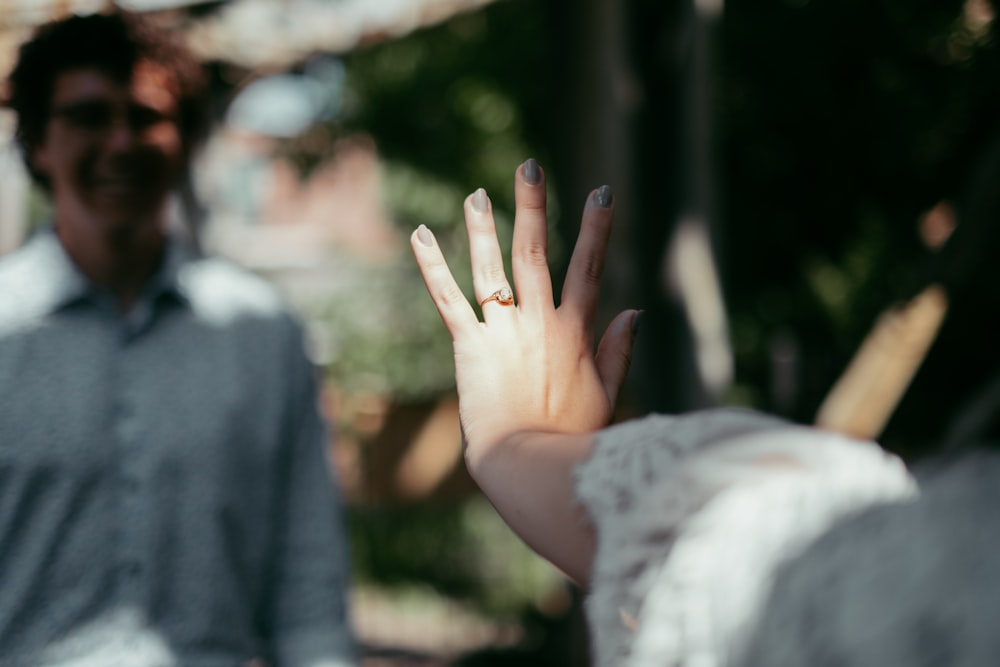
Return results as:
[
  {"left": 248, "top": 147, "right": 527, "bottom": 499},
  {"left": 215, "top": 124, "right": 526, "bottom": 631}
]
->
[{"left": 19, "top": 225, "right": 195, "bottom": 315}]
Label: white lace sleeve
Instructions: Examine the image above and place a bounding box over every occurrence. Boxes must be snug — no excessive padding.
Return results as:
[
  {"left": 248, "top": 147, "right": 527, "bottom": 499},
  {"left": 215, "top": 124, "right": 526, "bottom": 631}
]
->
[{"left": 573, "top": 408, "right": 916, "bottom": 667}]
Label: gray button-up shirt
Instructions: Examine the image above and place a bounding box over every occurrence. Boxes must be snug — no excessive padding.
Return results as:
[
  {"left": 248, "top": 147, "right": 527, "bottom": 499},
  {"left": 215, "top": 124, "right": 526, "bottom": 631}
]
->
[{"left": 0, "top": 228, "right": 354, "bottom": 666}]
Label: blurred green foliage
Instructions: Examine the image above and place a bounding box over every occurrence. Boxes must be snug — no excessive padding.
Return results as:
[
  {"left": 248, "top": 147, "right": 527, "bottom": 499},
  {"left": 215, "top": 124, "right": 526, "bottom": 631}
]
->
[
  {"left": 348, "top": 497, "right": 563, "bottom": 617},
  {"left": 314, "top": 3, "right": 567, "bottom": 624},
  {"left": 718, "top": 0, "right": 1000, "bottom": 444},
  {"left": 316, "top": 2, "right": 566, "bottom": 402},
  {"left": 337, "top": 5, "right": 549, "bottom": 205},
  {"left": 318, "top": 250, "right": 459, "bottom": 399}
]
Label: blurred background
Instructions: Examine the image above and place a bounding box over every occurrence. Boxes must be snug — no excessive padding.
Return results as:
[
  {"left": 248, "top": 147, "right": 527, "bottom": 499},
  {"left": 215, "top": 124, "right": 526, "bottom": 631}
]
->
[{"left": 3, "top": 0, "right": 1000, "bottom": 664}]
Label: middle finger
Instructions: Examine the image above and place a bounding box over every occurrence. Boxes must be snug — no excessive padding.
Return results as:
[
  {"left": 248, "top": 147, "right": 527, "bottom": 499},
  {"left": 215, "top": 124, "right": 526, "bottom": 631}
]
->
[{"left": 511, "top": 158, "right": 554, "bottom": 314}]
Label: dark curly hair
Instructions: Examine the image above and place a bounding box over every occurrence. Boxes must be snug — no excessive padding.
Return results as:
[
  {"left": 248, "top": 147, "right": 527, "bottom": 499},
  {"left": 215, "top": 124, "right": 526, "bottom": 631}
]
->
[{"left": 5, "top": 10, "right": 210, "bottom": 189}]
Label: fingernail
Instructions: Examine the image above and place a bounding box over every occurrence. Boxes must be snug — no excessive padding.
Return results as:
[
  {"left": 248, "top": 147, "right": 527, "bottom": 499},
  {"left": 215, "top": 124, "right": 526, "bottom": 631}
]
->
[
  {"left": 596, "top": 185, "right": 613, "bottom": 208},
  {"left": 472, "top": 188, "right": 489, "bottom": 213},
  {"left": 630, "top": 310, "right": 644, "bottom": 337},
  {"left": 523, "top": 158, "right": 541, "bottom": 185},
  {"left": 416, "top": 224, "right": 434, "bottom": 246}
]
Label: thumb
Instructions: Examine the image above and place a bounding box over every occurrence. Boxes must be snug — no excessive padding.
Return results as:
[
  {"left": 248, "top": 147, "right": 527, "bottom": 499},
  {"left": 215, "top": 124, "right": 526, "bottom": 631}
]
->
[{"left": 595, "top": 309, "right": 642, "bottom": 406}]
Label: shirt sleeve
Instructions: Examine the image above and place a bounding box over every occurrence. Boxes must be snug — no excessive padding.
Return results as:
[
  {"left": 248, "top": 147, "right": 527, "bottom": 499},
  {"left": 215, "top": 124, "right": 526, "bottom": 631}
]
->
[
  {"left": 573, "top": 408, "right": 917, "bottom": 667},
  {"left": 265, "top": 324, "right": 356, "bottom": 667}
]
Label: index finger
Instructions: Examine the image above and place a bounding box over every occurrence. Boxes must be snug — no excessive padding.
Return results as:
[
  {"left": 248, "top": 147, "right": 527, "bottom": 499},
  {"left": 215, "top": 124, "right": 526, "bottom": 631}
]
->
[{"left": 560, "top": 185, "right": 614, "bottom": 327}]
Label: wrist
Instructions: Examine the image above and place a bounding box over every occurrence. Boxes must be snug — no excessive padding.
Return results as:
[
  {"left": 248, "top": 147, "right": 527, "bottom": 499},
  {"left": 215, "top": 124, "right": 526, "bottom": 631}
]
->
[{"left": 463, "top": 428, "right": 525, "bottom": 481}]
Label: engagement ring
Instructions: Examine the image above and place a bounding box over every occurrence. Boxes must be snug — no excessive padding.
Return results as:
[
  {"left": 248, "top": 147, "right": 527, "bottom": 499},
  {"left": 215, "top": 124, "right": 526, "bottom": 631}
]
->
[{"left": 480, "top": 287, "right": 514, "bottom": 307}]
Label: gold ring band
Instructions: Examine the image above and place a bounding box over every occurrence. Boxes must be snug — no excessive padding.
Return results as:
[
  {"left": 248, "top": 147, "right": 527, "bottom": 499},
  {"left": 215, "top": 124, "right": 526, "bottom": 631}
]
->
[{"left": 480, "top": 287, "right": 514, "bottom": 308}]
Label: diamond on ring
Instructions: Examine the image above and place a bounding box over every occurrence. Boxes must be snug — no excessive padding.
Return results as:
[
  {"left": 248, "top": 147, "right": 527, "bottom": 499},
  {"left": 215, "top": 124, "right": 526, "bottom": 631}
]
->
[{"left": 480, "top": 287, "right": 514, "bottom": 308}]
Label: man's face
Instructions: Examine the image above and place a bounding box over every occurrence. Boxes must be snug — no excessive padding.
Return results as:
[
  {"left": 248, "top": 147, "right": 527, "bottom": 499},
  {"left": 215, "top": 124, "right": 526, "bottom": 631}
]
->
[{"left": 30, "top": 61, "right": 185, "bottom": 237}]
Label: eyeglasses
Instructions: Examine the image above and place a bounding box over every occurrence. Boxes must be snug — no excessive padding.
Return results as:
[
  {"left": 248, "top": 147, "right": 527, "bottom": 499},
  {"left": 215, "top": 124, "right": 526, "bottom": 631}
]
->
[{"left": 50, "top": 100, "right": 176, "bottom": 133}]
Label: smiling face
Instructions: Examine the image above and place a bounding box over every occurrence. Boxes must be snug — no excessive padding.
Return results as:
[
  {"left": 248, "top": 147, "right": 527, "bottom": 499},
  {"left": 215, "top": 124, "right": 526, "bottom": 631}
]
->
[{"left": 30, "top": 61, "right": 185, "bottom": 240}]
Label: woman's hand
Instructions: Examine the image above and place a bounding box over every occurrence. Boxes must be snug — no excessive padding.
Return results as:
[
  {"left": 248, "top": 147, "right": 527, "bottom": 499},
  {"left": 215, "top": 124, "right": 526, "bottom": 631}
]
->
[
  {"left": 410, "top": 159, "right": 639, "bottom": 467},
  {"left": 409, "top": 159, "right": 638, "bottom": 584}
]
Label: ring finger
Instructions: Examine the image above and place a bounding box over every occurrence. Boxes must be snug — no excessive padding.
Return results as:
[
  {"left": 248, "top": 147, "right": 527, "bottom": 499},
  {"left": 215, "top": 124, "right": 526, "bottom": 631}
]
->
[{"left": 465, "top": 187, "right": 516, "bottom": 317}]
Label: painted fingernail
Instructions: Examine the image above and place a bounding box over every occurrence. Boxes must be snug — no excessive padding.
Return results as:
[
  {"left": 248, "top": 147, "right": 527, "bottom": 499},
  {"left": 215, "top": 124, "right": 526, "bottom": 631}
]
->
[
  {"left": 596, "top": 185, "right": 613, "bottom": 208},
  {"left": 416, "top": 224, "right": 434, "bottom": 246},
  {"left": 631, "top": 310, "right": 644, "bottom": 337},
  {"left": 472, "top": 188, "right": 489, "bottom": 213},
  {"left": 523, "top": 158, "right": 541, "bottom": 185}
]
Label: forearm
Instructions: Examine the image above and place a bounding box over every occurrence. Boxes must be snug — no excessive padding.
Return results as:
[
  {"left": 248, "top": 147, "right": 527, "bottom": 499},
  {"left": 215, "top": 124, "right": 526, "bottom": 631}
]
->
[{"left": 466, "top": 430, "right": 597, "bottom": 587}]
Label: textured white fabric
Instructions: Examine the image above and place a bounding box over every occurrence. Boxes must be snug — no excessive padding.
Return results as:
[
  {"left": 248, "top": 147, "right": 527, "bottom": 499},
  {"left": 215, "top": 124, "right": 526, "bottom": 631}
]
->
[{"left": 574, "top": 409, "right": 916, "bottom": 667}]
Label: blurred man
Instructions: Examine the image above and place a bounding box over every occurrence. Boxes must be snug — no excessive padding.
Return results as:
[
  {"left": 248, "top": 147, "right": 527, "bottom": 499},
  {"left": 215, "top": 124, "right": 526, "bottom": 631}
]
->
[{"left": 0, "top": 11, "right": 355, "bottom": 666}]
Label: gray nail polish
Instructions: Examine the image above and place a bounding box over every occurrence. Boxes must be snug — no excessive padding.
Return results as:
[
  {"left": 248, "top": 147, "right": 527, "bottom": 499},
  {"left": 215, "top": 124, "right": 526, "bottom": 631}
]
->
[
  {"left": 416, "top": 225, "right": 433, "bottom": 246},
  {"left": 596, "top": 185, "right": 613, "bottom": 208},
  {"left": 523, "top": 158, "right": 541, "bottom": 185},
  {"left": 472, "top": 188, "right": 489, "bottom": 213},
  {"left": 631, "top": 310, "right": 644, "bottom": 337}
]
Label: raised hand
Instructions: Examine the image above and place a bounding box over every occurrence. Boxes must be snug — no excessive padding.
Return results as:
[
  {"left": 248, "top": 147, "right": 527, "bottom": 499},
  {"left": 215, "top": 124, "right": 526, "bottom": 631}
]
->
[
  {"left": 409, "top": 159, "right": 639, "bottom": 584},
  {"left": 410, "top": 159, "right": 638, "bottom": 466}
]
